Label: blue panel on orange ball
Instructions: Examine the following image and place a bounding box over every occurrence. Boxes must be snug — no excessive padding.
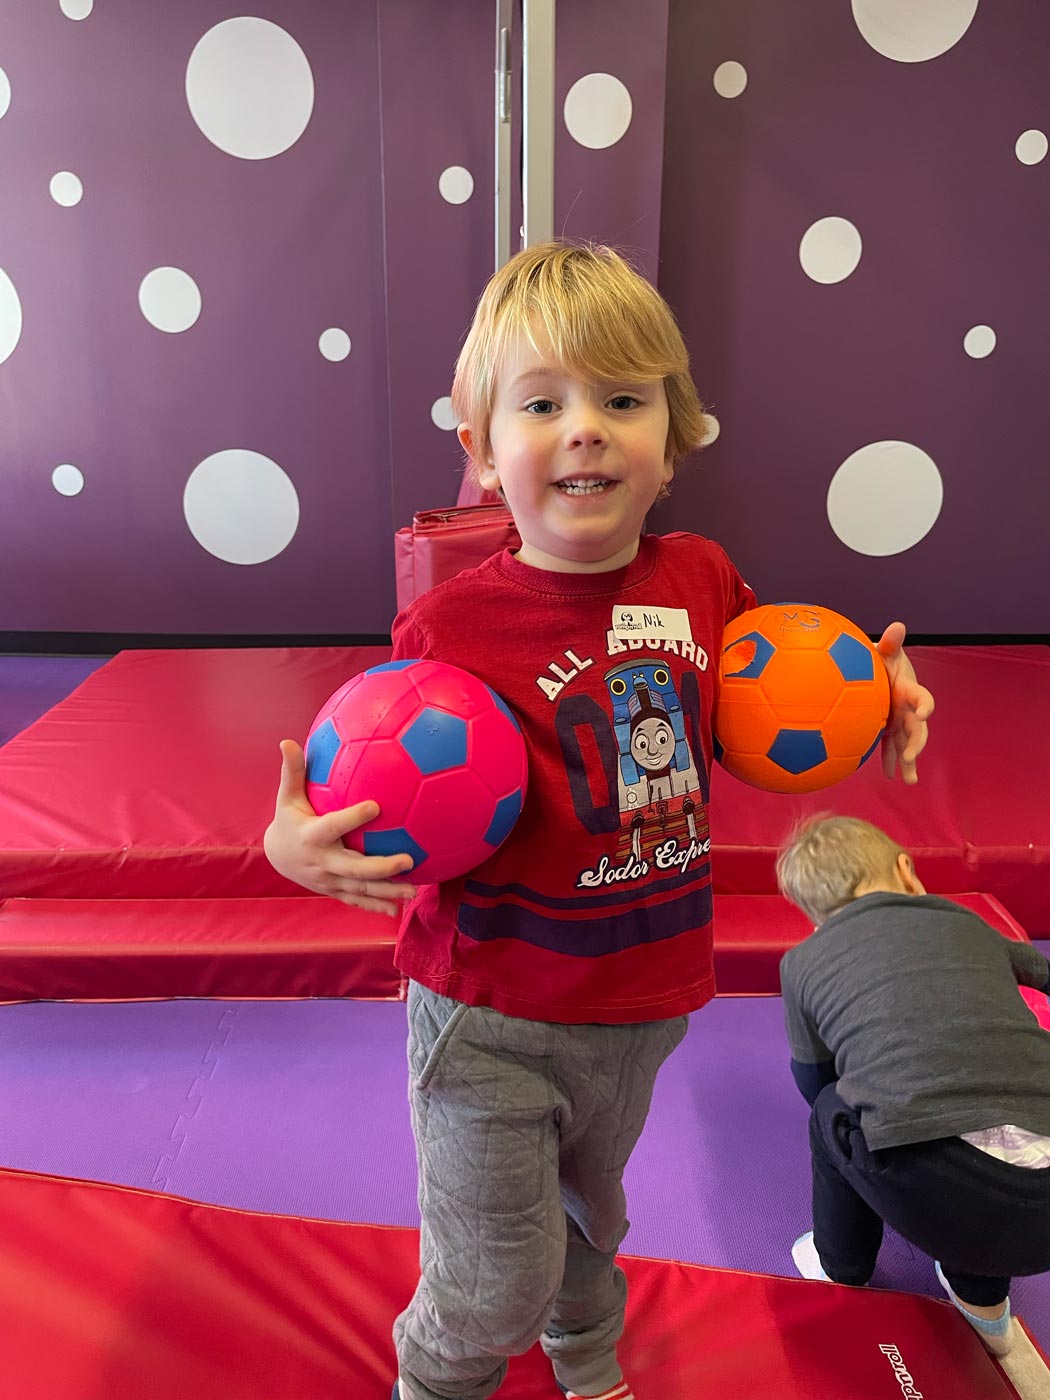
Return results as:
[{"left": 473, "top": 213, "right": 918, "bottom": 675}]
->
[
  {"left": 768, "top": 729, "right": 827, "bottom": 774},
  {"left": 828, "top": 633, "right": 875, "bottom": 682},
  {"left": 305, "top": 719, "right": 341, "bottom": 785},
  {"left": 362, "top": 827, "right": 428, "bottom": 867},
  {"left": 722, "top": 632, "right": 775, "bottom": 679},
  {"left": 860, "top": 730, "right": 883, "bottom": 766},
  {"left": 364, "top": 660, "right": 421, "bottom": 675},
  {"left": 485, "top": 789, "right": 523, "bottom": 847},
  {"left": 401, "top": 708, "right": 468, "bottom": 774}
]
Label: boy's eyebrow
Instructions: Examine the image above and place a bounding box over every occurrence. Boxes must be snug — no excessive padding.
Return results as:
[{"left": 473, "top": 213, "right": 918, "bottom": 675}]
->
[{"left": 507, "top": 367, "right": 649, "bottom": 393}]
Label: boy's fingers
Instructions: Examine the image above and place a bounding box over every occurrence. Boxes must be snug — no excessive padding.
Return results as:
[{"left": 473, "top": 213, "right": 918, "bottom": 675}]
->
[
  {"left": 275, "top": 740, "right": 307, "bottom": 800},
  {"left": 319, "top": 799, "right": 382, "bottom": 842}
]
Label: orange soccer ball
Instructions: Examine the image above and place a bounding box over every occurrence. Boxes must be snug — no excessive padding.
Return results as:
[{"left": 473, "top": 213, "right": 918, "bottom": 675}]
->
[{"left": 714, "top": 604, "right": 891, "bottom": 794}]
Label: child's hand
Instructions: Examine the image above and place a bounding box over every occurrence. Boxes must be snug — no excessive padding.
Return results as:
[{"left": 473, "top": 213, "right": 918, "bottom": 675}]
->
[
  {"left": 263, "top": 740, "right": 417, "bottom": 916},
  {"left": 876, "top": 623, "right": 935, "bottom": 785}
]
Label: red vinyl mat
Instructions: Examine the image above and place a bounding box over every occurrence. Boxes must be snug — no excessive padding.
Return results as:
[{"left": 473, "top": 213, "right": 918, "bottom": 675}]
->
[
  {"left": 0, "top": 644, "right": 1046, "bottom": 935},
  {"left": 0, "top": 1166, "right": 1022, "bottom": 1399},
  {"left": 0, "top": 889, "right": 1030, "bottom": 1003}
]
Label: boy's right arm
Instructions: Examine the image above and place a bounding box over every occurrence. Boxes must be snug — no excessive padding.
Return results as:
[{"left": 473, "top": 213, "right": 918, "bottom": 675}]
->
[
  {"left": 263, "top": 739, "right": 417, "bottom": 917},
  {"left": 1006, "top": 938, "right": 1050, "bottom": 992},
  {"left": 780, "top": 956, "right": 838, "bottom": 1106}
]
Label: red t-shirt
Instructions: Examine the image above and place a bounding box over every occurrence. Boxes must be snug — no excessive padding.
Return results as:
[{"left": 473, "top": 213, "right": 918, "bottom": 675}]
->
[{"left": 391, "top": 533, "right": 755, "bottom": 1024}]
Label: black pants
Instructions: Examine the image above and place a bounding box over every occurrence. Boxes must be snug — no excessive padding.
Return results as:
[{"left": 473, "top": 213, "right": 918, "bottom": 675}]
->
[{"left": 810, "top": 1085, "right": 1050, "bottom": 1306}]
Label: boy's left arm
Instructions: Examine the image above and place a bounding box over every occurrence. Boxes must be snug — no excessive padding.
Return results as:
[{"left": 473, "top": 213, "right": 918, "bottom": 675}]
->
[{"left": 877, "top": 622, "right": 935, "bottom": 785}]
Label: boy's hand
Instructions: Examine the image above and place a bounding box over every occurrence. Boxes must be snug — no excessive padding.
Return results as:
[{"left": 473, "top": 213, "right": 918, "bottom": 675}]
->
[
  {"left": 876, "top": 623, "right": 935, "bottom": 785},
  {"left": 263, "top": 740, "right": 417, "bottom": 916}
]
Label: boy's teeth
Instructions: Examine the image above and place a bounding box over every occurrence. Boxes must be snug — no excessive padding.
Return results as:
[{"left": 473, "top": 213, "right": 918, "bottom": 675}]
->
[{"left": 558, "top": 479, "right": 610, "bottom": 495}]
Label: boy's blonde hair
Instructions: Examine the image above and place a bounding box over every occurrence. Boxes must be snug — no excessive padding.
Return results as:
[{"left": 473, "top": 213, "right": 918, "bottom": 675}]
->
[
  {"left": 776, "top": 815, "right": 905, "bottom": 925},
  {"left": 451, "top": 240, "right": 708, "bottom": 479}
]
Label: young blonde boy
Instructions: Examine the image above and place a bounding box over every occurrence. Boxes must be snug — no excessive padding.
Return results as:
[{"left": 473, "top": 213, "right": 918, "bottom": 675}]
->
[
  {"left": 778, "top": 815, "right": 1050, "bottom": 1358},
  {"left": 266, "top": 244, "right": 932, "bottom": 1400}
]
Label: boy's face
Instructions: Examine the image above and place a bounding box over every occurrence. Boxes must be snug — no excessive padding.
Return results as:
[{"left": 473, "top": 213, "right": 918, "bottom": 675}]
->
[{"left": 464, "top": 335, "right": 673, "bottom": 573}]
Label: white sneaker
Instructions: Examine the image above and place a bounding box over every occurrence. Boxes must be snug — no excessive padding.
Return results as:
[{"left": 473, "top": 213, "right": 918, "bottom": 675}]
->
[{"left": 791, "top": 1230, "right": 830, "bottom": 1281}]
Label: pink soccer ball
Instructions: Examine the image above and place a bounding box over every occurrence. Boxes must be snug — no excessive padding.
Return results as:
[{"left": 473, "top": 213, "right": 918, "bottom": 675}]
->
[{"left": 304, "top": 659, "right": 528, "bottom": 884}]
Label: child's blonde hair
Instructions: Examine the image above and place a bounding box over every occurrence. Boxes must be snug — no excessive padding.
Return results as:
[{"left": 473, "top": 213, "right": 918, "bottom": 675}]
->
[
  {"left": 776, "top": 815, "right": 906, "bottom": 925},
  {"left": 451, "top": 240, "right": 709, "bottom": 479}
]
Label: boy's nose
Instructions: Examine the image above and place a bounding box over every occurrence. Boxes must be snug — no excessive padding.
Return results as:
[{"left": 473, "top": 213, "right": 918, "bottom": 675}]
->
[{"left": 566, "top": 416, "right": 608, "bottom": 449}]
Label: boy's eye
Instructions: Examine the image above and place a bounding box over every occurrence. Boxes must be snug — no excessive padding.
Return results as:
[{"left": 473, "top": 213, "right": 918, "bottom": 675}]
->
[
  {"left": 525, "top": 399, "right": 556, "bottom": 414},
  {"left": 608, "top": 395, "right": 640, "bottom": 410}
]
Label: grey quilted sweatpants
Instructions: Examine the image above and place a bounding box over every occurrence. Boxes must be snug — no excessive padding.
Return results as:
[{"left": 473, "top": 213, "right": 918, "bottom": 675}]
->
[{"left": 393, "top": 981, "right": 688, "bottom": 1400}]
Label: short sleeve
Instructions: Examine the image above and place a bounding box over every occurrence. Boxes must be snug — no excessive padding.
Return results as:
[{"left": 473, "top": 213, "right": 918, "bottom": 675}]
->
[
  {"left": 780, "top": 955, "right": 834, "bottom": 1065},
  {"left": 390, "top": 608, "right": 433, "bottom": 664}
]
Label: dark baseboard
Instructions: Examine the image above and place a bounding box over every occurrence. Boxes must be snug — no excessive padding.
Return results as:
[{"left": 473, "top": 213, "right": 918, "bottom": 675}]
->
[
  {"left": 0, "top": 632, "right": 393, "bottom": 655},
  {"left": 0, "top": 631, "right": 1045, "bottom": 657}
]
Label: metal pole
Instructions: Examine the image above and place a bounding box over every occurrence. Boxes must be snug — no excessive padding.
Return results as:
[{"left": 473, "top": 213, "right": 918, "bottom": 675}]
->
[
  {"left": 494, "top": 0, "right": 513, "bottom": 271},
  {"left": 521, "top": 0, "right": 555, "bottom": 249}
]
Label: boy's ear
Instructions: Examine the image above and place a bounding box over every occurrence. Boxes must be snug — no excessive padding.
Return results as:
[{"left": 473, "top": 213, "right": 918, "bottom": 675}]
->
[
  {"left": 458, "top": 423, "right": 499, "bottom": 490},
  {"left": 896, "top": 851, "right": 925, "bottom": 896}
]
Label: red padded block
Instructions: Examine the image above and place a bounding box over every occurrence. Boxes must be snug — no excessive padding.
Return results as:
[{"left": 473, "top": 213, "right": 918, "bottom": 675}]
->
[
  {"left": 713, "top": 890, "right": 1033, "bottom": 995},
  {"left": 0, "top": 646, "right": 391, "bottom": 900},
  {"left": 712, "top": 645, "right": 1050, "bottom": 937},
  {"left": 0, "top": 1167, "right": 1022, "bottom": 1399},
  {"left": 0, "top": 897, "right": 400, "bottom": 1003}
]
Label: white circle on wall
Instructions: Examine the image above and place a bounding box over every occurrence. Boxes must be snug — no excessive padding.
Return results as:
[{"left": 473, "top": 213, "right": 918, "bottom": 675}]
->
[
  {"left": 60, "top": 0, "right": 93, "bottom": 18},
  {"left": 0, "top": 267, "right": 23, "bottom": 365},
  {"left": 52, "top": 463, "right": 84, "bottom": 496},
  {"left": 702, "top": 414, "right": 721, "bottom": 445},
  {"left": 963, "top": 324, "right": 996, "bottom": 358},
  {"left": 186, "top": 18, "right": 314, "bottom": 160},
  {"left": 184, "top": 449, "right": 300, "bottom": 564},
  {"left": 828, "top": 440, "right": 943, "bottom": 556},
  {"left": 563, "top": 73, "right": 633, "bottom": 150},
  {"left": 713, "top": 62, "right": 747, "bottom": 99},
  {"left": 319, "top": 328, "right": 351, "bottom": 361},
  {"left": 431, "top": 397, "right": 458, "bottom": 431},
  {"left": 0, "top": 68, "right": 10, "bottom": 122},
  {"left": 799, "top": 217, "right": 862, "bottom": 284},
  {"left": 50, "top": 172, "right": 84, "bottom": 207},
  {"left": 438, "top": 166, "right": 474, "bottom": 205},
  {"left": 1016, "top": 129, "right": 1048, "bottom": 166},
  {"left": 138, "top": 267, "right": 202, "bottom": 334},
  {"left": 851, "top": 0, "right": 979, "bottom": 63}
]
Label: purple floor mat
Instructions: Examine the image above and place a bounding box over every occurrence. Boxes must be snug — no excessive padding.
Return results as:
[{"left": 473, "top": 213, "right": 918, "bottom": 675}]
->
[
  {"left": 0, "top": 655, "right": 109, "bottom": 746},
  {"left": 0, "top": 994, "right": 1047, "bottom": 1353}
]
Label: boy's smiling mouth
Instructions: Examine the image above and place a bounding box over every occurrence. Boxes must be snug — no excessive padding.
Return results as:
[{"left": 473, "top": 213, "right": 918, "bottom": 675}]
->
[{"left": 555, "top": 478, "right": 614, "bottom": 495}]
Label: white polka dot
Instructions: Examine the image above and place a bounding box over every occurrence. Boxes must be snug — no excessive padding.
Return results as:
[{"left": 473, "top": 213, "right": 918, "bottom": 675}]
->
[
  {"left": 1016, "top": 130, "right": 1048, "bottom": 166},
  {"left": 431, "top": 397, "right": 458, "bottom": 431},
  {"left": 799, "top": 217, "right": 862, "bottom": 284},
  {"left": 827, "top": 441, "right": 943, "bottom": 556},
  {"left": 60, "top": 0, "right": 93, "bottom": 18},
  {"left": 713, "top": 62, "right": 747, "bottom": 99},
  {"left": 184, "top": 449, "right": 300, "bottom": 564},
  {"left": 563, "top": 73, "right": 633, "bottom": 150},
  {"left": 851, "top": 0, "right": 979, "bottom": 63},
  {"left": 52, "top": 463, "right": 84, "bottom": 496},
  {"left": 138, "top": 267, "right": 201, "bottom": 334},
  {"left": 438, "top": 166, "right": 474, "bottom": 205},
  {"left": 702, "top": 414, "right": 721, "bottom": 445},
  {"left": 0, "top": 267, "right": 23, "bottom": 366},
  {"left": 50, "top": 172, "right": 83, "bottom": 207},
  {"left": 963, "top": 325, "right": 995, "bottom": 359},
  {"left": 319, "top": 328, "right": 351, "bottom": 362},
  {"left": 0, "top": 68, "right": 10, "bottom": 121},
  {"left": 186, "top": 18, "right": 314, "bottom": 160}
]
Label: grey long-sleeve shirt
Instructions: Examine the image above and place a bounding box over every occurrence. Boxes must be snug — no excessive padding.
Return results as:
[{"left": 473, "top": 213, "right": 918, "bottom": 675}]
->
[{"left": 779, "top": 892, "right": 1050, "bottom": 1150}]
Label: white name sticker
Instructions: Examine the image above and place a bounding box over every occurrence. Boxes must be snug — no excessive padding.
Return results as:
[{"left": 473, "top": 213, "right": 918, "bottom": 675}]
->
[{"left": 611, "top": 604, "right": 693, "bottom": 643}]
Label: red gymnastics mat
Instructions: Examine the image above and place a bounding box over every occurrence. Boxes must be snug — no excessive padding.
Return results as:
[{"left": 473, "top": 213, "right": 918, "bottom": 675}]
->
[
  {"left": 0, "top": 888, "right": 1032, "bottom": 1003},
  {"left": 0, "top": 1167, "right": 1024, "bottom": 1400},
  {"left": 0, "top": 644, "right": 1046, "bottom": 930}
]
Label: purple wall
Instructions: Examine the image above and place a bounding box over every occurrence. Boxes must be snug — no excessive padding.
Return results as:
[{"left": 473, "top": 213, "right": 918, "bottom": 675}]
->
[
  {"left": 1, "top": 1, "right": 1043, "bottom": 637},
  {"left": 654, "top": 0, "right": 1048, "bottom": 634}
]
